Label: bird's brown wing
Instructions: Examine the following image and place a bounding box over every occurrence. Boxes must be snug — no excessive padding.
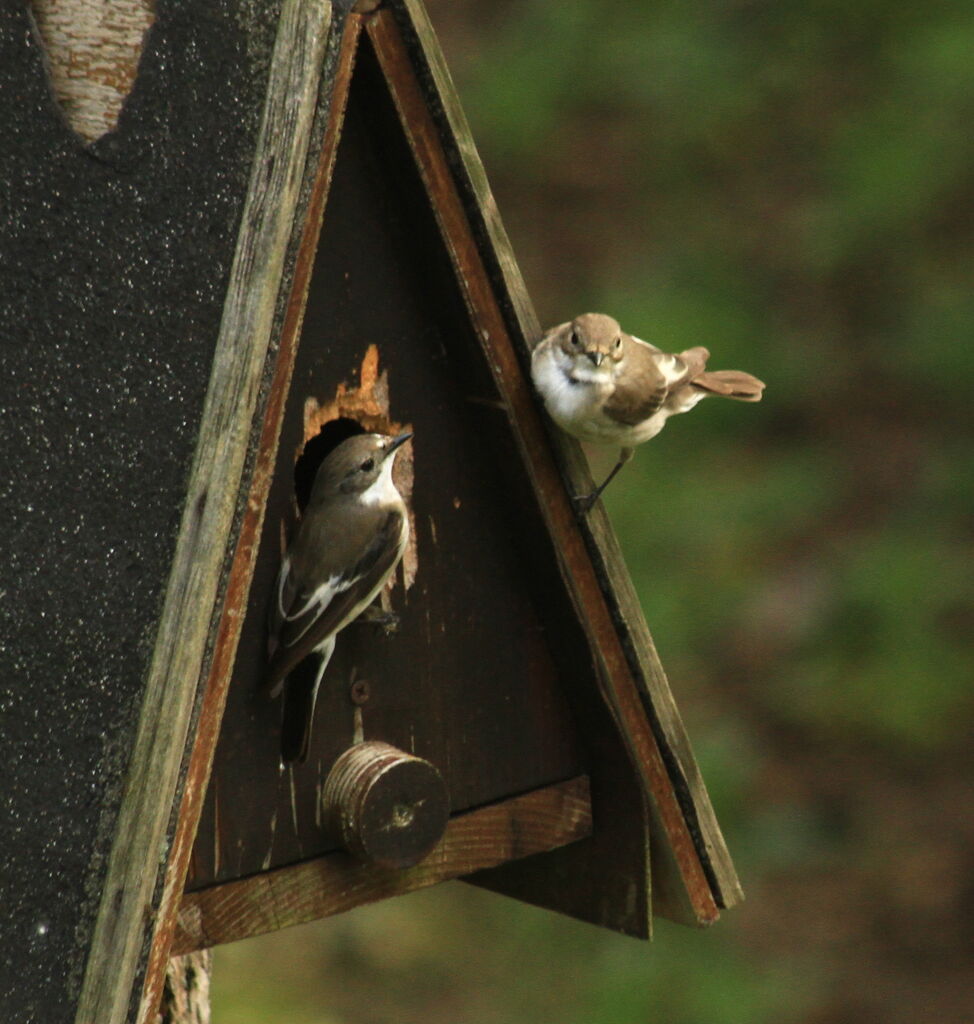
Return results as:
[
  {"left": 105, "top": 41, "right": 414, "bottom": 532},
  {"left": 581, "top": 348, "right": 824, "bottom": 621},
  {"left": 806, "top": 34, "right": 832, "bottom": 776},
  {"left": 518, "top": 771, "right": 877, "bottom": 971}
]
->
[
  {"left": 264, "top": 508, "right": 405, "bottom": 696},
  {"left": 602, "top": 340, "right": 684, "bottom": 426}
]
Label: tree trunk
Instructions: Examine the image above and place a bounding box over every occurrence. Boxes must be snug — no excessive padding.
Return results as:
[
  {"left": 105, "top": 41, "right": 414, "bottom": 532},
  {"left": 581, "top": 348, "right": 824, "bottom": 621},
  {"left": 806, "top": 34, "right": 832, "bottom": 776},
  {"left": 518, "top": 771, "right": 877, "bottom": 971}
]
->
[{"left": 158, "top": 951, "right": 211, "bottom": 1024}]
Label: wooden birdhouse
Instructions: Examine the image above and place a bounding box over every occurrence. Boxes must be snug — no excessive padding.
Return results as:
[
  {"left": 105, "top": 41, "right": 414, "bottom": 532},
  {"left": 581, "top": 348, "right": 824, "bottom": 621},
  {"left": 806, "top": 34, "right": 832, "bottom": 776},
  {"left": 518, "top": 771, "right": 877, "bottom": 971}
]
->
[{"left": 0, "top": 0, "right": 742, "bottom": 1022}]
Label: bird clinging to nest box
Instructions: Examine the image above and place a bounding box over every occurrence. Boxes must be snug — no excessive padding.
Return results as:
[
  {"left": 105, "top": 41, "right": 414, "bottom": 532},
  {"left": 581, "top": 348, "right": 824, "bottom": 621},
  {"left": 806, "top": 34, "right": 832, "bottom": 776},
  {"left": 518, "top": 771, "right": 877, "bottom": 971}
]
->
[{"left": 532, "top": 312, "right": 765, "bottom": 508}]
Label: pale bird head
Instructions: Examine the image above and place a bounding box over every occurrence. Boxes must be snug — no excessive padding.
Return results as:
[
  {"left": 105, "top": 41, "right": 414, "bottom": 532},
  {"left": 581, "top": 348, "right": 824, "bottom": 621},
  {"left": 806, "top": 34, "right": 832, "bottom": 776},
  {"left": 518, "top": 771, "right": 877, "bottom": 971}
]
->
[
  {"left": 554, "top": 312, "right": 625, "bottom": 372},
  {"left": 312, "top": 432, "right": 412, "bottom": 500}
]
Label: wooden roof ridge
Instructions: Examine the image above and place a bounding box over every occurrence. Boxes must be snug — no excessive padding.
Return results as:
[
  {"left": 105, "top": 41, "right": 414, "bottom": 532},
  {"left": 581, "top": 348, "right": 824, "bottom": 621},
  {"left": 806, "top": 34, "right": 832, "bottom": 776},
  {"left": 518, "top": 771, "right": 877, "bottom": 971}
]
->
[{"left": 370, "top": 0, "right": 743, "bottom": 919}]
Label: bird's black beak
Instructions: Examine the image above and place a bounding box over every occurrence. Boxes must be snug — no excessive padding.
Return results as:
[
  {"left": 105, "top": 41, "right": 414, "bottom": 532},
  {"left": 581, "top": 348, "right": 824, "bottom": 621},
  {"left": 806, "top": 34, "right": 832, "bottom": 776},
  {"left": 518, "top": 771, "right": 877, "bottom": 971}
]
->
[
  {"left": 385, "top": 432, "right": 413, "bottom": 455},
  {"left": 587, "top": 351, "right": 604, "bottom": 367}
]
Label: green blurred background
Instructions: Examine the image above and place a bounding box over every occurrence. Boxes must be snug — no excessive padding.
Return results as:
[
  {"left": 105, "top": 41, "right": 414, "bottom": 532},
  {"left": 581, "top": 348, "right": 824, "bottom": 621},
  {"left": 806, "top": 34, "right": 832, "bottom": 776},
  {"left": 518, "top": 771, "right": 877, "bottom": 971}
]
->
[{"left": 213, "top": 1, "right": 974, "bottom": 1020}]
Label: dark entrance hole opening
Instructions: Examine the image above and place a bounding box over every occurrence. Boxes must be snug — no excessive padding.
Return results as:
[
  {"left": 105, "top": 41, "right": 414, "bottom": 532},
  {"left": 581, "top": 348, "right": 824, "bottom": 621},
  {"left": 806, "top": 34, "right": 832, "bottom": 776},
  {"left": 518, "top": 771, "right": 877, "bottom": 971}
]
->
[{"left": 294, "top": 417, "right": 367, "bottom": 513}]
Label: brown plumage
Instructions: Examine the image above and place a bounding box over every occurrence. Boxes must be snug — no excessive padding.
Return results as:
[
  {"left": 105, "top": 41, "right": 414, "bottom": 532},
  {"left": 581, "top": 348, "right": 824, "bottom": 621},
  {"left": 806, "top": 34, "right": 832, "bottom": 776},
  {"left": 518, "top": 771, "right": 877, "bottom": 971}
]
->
[
  {"left": 531, "top": 313, "right": 765, "bottom": 509},
  {"left": 265, "top": 433, "right": 411, "bottom": 762}
]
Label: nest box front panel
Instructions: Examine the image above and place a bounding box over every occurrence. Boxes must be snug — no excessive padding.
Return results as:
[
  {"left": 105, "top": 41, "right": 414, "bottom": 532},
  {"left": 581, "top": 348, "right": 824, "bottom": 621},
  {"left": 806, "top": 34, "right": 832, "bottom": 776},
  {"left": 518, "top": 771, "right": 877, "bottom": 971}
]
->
[{"left": 189, "top": 38, "right": 595, "bottom": 889}]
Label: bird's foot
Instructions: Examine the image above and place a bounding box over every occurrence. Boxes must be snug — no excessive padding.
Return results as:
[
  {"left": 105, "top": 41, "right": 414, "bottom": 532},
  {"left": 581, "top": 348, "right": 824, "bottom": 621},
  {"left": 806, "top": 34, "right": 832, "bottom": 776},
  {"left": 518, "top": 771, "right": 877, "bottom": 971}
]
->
[
  {"left": 357, "top": 605, "right": 401, "bottom": 635},
  {"left": 571, "top": 492, "right": 599, "bottom": 515},
  {"left": 571, "top": 451, "right": 629, "bottom": 514}
]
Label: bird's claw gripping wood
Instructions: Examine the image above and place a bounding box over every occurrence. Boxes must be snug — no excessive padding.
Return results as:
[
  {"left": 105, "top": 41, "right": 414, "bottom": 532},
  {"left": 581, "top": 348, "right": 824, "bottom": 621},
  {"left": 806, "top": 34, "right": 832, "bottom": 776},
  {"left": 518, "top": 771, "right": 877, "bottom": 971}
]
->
[{"left": 355, "top": 605, "right": 401, "bottom": 635}]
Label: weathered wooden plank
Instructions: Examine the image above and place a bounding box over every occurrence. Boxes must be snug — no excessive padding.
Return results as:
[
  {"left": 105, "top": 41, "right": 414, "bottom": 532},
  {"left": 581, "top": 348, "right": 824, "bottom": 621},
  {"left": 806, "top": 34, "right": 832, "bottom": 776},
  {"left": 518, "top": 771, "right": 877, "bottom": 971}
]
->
[
  {"left": 375, "top": 0, "right": 742, "bottom": 921},
  {"left": 137, "top": 10, "right": 363, "bottom": 1024},
  {"left": 581, "top": 508, "right": 745, "bottom": 915},
  {"left": 175, "top": 776, "right": 592, "bottom": 953},
  {"left": 471, "top": 750, "right": 653, "bottom": 938},
  {"left": 76, "top": 3, "right": 334, "bottom": 1022}
]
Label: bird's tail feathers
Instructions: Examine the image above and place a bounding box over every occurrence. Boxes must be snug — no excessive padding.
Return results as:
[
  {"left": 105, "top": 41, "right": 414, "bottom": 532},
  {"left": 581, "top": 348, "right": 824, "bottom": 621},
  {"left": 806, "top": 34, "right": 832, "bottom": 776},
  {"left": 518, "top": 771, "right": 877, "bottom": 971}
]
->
[
  {"left": 691, "top": 369, "right": 765, "bottom": 401},
  {"left": 279, "top": 637, "right": 334, "bottom": 763},
  {"left": 280, "top": 656, "right": 326, "bottom": 763}
]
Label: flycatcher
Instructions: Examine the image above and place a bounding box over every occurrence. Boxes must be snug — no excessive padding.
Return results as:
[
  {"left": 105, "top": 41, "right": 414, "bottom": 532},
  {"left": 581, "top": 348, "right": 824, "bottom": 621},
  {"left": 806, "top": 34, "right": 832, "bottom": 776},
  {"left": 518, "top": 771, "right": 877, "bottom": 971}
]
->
[
  {"left": 265, "top": 431, "right": 412, "bottom": 763},
  {"left": 532, "top": 312, "right": 765, "bottom": 509}
]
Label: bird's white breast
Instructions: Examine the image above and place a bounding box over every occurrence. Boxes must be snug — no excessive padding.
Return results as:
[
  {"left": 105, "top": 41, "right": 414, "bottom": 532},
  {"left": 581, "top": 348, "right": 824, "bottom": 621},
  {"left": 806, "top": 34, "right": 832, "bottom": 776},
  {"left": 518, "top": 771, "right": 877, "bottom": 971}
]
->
[
  {"left": 531, "top": 342, "right": 616, "bottom": 443},
  {"left": 360, "top": 456, "right": 402, "bottom": 507}
]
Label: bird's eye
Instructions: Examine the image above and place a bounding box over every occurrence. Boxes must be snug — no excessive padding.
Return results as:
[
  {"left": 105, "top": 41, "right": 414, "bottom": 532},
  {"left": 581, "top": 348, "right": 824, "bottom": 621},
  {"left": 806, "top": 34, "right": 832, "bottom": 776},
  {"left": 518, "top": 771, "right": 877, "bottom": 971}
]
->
[
  {"left": 360, "top": 457, "right": 375, "bottom": 472},
  {"left": 570, "top": 328, "right": 581, "bottom": 346},
  {"left": 614, "top": 336, "right": 622, "bottom": 349}
]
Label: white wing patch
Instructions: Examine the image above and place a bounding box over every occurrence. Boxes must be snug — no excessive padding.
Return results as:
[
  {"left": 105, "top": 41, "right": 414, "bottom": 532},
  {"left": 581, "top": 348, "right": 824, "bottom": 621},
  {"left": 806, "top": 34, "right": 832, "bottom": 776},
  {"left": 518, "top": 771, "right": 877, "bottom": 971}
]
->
[
  {"left": 654, "top": 351, "right": 687, "bottom": 386},
  {"left": 283, "top": 574, "right": 344, "bottom": 647}
]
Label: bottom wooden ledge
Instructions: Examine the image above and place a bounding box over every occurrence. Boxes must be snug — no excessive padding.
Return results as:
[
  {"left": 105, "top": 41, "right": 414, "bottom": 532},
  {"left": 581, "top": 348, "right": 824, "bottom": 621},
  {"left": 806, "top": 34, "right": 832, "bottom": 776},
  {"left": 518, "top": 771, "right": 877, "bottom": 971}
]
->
[{"left": 173, "top": 775, "right": 591, "bottom": 953}]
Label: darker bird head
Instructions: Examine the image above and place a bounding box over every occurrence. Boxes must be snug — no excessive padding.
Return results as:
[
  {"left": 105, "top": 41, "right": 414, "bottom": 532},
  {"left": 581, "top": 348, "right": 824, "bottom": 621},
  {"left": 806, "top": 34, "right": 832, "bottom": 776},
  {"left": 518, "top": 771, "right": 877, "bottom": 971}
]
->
[
  {"left": 553, "top": 312, "right": 626, "bottom": 370},
  {"left": 310, "top": 432, "right": 412, "bottom": 502}
]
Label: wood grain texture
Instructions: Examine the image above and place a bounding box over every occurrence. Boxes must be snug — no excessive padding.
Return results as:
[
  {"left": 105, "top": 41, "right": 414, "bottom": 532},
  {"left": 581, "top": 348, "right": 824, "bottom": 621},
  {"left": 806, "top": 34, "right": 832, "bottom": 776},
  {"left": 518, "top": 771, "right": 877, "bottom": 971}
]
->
[
  {"left": 322, "top": 741, "right": 450, "bottom": 869},
  {"left": 174, "top": 776, "right": 592, "bottom": 953},
  {"left": 370, "top": 0, "right": 741, "bottom": 923},
  {"left": 472, "top": 748, "right": 653, "bottom": 938},
  {"left": 76, "top": 2, "right": 333, "bottom": 1023},
  {"left": 137, "top": 12, "right": 360, "bottom": 1024},
  {"left": 31, "top": 0, "right": 153, "bottom": 141},
  {"left": 189, "top": 36, "right": 585, "bottom": 894},
  {"left": 159, "top": 952, "right": 211, "bottom": 1024}
]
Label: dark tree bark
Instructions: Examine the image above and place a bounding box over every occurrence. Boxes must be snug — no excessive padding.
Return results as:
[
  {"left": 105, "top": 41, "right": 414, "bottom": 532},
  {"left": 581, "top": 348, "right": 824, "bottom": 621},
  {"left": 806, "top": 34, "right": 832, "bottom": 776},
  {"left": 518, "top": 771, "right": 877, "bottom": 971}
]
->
[{"left": 158, "top": 952, "right": 211, "bottom": 1024}]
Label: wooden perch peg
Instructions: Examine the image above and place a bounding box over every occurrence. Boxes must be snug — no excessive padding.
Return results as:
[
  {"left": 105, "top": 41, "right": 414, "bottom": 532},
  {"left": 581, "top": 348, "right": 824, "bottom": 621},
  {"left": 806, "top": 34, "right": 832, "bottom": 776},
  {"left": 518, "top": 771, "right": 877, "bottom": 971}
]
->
[{"left": 323, "top": 741, "right": 450, "bottom": 869}]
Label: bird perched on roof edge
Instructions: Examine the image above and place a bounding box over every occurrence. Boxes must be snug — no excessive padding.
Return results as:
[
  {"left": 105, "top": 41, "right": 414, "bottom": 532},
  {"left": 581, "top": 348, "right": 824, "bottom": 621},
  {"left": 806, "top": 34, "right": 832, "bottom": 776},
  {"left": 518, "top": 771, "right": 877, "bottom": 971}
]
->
[
  {"left": 265, "top": 432, "right": 412, "bottom": 763},
  {"left": 531, "top": 313, "right": 765, "bottom": 510}
]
